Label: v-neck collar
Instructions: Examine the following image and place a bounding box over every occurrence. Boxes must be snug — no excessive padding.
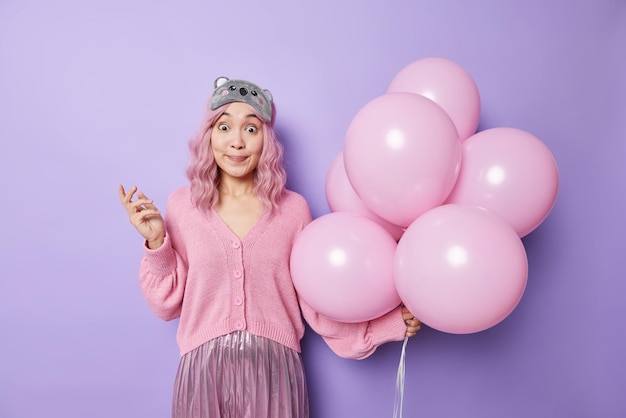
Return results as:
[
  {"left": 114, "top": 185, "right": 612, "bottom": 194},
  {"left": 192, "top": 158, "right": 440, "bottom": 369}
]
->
[{"left": 209, "top": 206, "right": 270, "bottom": 242}]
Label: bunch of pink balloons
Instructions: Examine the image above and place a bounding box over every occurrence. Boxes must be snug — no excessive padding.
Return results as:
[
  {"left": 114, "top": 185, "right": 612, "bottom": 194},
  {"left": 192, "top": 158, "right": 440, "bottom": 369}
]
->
[{"left": 291, "top": 57, "right": 559, "bottom": 333}]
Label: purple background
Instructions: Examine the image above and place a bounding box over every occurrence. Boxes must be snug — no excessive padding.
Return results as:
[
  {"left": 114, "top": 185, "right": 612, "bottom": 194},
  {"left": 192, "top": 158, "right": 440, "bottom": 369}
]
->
[{"left": 1, "top": 1, "right": 624, "bottom": 417}]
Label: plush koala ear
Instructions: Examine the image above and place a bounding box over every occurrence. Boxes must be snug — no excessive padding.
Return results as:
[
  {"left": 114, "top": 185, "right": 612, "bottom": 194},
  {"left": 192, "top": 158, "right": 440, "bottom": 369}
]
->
[
  {"left": 214, "top": 76, "right": 229, "bottom": 89},
  {"left": 263, "top": 89, "right": 273, "bottom": 103}
]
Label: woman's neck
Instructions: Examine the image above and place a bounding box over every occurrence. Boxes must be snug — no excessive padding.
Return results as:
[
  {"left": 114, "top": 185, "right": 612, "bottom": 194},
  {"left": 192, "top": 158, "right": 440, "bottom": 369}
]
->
[{"left": 218, "top": 174, "right": 255, "bottom": 198}]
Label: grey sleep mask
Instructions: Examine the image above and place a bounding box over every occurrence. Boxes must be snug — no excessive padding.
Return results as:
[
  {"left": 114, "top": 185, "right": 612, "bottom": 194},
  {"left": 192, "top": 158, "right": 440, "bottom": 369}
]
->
[{"left": 209, "top": 77, "right": 273, "bottom": 123}]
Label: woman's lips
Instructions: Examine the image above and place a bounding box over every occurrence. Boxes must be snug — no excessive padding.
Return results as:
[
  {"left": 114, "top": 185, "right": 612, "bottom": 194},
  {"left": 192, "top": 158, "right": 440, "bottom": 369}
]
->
[{"left": 228, "top": 155, "right": 248, "bottom": 163}]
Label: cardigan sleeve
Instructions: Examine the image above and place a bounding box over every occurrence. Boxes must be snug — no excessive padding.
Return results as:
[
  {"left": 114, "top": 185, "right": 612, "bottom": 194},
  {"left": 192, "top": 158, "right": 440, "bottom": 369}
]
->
[
  {"left": 138, "top": 234, "right": 188, "bottom": 321},
  {"left": 138, "top": 191, "right": 189, "bottom": 321},
  {"left": 299, "top": 298, "right": 407, "bottom": 359}
]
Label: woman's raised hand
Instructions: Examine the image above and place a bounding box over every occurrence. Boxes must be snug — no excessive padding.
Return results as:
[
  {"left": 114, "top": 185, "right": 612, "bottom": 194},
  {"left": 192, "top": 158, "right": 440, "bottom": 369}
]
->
[{"left": 118, "top": 185, "right": 165, "bottom": 249}]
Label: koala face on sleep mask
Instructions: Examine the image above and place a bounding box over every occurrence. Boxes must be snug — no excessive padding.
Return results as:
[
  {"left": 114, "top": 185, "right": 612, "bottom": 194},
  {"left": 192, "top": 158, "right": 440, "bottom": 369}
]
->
[{"left": 209, "top": 77, "right": 274, "bottom": 123}]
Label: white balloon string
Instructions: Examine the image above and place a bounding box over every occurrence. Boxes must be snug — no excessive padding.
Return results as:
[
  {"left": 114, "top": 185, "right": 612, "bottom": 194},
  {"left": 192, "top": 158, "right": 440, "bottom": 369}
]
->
[{"left": 393, "top": 336, "right": 409, "bottom": 418}]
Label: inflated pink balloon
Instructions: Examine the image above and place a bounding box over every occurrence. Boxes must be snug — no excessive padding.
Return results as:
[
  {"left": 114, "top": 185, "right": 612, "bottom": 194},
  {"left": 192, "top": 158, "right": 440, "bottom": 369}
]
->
[
  {"left": 325, "top": 152, "right": 404, "bottom": 241},
  {"left": 343, "top": 92, "right": 462, "bottom": 227},
  {"left": 394, "top": 204, "right": 528, "bottom": 334},
  {"left": 291, "top": 212, "right": 400, "bottom": 323},
  {"left": 388, "top": 57, "right": 481, "bottom": 141},
  {"left": 445, "top": 127, "right": 559, "bottom": 237}
]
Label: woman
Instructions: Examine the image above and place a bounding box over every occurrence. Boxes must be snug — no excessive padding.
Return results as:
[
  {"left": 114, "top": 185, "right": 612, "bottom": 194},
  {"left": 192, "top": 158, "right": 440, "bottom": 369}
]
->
[{"left": 119, "top": 77, "right": 421, "bottom": 418}]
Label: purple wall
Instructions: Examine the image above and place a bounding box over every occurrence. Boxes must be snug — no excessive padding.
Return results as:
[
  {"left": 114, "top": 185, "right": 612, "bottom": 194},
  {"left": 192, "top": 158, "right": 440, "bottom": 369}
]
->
[{"left": 1, "top": 1, "right": 624, "bottom": 417}]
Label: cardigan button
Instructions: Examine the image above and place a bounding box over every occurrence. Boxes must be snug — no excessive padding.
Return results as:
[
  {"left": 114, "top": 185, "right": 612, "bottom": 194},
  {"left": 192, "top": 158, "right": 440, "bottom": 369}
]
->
[
  {"left": 234, "top": 320, "right": 245, "bottom": 330},
  {"left": 233, "top": 270, "right": 242, "bottom": 279},
  {"left": 234, "top": 297, "right": 243, "bottom": 306},
  {"left": 231, "top": 240, "right": 241, "bottom": 249}
]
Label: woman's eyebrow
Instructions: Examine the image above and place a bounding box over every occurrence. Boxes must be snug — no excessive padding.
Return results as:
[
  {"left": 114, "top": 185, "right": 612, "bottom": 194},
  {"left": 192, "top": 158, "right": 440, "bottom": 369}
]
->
[{"left": 220, "top": 112, "right": 260, "bottom": 120}]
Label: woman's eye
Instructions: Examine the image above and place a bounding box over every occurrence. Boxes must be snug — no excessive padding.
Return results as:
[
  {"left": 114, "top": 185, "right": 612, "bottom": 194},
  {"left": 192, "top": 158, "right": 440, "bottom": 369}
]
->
[
  {"left": 218, "top": 124, "right": 228, "bottom": 131},
  {"left": 246, "top": 126, "right": 257, "bottom": 133}
]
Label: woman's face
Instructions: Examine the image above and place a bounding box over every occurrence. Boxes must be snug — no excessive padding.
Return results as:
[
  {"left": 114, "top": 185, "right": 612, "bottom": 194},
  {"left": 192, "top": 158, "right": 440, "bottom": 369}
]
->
[{"left": 211, "top": 102, "right": 264, "bottom": 180}]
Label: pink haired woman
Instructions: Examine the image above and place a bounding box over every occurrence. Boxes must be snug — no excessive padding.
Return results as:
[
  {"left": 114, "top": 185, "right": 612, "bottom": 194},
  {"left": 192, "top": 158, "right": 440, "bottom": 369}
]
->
[{"left": 119, "top": 77, "right": 421, "bottom": 418}]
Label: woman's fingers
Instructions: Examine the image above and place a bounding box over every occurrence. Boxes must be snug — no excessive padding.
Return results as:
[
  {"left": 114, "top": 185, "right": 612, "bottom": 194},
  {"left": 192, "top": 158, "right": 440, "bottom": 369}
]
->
[
  {"left": 119, "top": 186, "right": 158, "bottom": 215},
  {"left": 137, "top": 191, "right": 157, "bottom": 210},
  {"left": 119, "top": 185, "right": 165, "bottom": 244},
  {"left": 131, "top": 207, "right": 160, "bottom": 221},
  {"left": 405, "top": 319, "right": 421, "bottom": 337},
  {"left": 119, "top": 185, "right": 136, "bottom": 200},
  {"left": 401, "top": 305, "right": 422, "bottom": 337},
  {"left": 407, "top": 319, "right": 421, "bottom": 329},
  {"left": 119, "top": 185, "right": 139, "bottom": 210},
  {"left": 401, "top": 306, "right": 415, "bottom": 320},
  {"left": 118, "top": 184, "right": 126, "bottom": 201},
  {"left": 129, "top": 197, "right": 154, "bottom": 213}
]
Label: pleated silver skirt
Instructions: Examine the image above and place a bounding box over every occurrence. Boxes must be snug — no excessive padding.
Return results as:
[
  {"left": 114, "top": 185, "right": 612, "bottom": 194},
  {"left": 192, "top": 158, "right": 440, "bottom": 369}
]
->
[{"left": 172, "top": 331, "right": 309, "bottom": 418}]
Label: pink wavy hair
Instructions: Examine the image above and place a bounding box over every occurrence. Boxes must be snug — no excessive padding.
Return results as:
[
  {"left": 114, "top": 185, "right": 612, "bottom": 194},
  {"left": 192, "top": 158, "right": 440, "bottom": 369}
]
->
[{"left": 185, "top": 102, "right": 287, "bottom": 213}]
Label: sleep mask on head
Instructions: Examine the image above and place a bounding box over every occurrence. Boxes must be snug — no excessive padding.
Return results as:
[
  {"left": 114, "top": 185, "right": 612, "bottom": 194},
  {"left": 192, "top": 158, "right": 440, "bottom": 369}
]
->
[{"left": 209, "top": 77, "right": 273, "bottom": 123}]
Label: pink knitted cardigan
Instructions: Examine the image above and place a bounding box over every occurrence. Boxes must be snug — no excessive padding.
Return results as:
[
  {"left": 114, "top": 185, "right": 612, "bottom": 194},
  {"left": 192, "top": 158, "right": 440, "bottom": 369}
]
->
[{"left": 139, "top": 187, "right": 406, "bottom": 358}]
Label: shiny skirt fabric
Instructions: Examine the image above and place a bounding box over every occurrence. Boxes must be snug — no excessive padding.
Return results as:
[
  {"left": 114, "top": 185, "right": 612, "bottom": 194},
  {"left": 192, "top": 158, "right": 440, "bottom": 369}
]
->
[{"left": 172, "top": 331, "right": 309, "bottom": 418}]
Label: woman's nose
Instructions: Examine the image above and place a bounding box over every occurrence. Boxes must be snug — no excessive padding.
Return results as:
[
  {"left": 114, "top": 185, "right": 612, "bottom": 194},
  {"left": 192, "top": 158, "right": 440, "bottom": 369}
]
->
[{"left": 229, "top": 132, "right": 245, "bottom": 149}]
